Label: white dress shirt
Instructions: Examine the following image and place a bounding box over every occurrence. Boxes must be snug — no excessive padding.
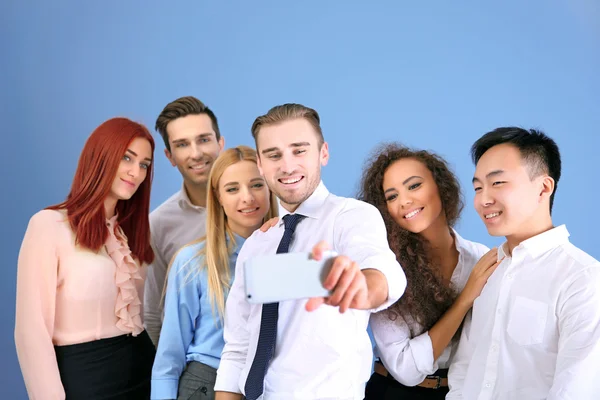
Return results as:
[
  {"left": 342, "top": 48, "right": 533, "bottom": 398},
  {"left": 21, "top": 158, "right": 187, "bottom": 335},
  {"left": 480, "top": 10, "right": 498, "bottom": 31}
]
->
[
  {"left": 144, "top": 186, "right": 207, "bottom": 345},
  {"left": 215, "top": 182, "right": 407, "bottom": 400},
  {"left": 447, "top": 225, "right": 600, "bottom": 400},
  {"left": 371, "top": 231, "right": 489, "bottom": 386}
]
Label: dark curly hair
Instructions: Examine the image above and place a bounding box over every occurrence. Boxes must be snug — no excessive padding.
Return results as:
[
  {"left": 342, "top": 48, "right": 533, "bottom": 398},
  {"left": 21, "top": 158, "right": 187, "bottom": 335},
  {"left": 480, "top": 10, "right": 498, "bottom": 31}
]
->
[{"left": 358, "top": 143, "right": 464, "bottom": 334}]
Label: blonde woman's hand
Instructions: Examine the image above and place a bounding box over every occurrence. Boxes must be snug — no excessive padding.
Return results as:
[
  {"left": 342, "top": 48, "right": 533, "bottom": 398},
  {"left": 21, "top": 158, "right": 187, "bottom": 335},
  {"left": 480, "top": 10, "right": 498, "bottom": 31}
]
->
[{"left": 259, "top": 217, "right": 279, "bottom": 232}]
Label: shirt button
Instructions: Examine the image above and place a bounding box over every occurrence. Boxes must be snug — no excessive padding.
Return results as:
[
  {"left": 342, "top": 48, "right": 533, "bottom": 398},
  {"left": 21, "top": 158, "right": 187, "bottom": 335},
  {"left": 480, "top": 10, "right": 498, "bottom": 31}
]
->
[
  {"left": 507, "top": 273, "right": 513, "bottom": 279},
  {"left": 485, "top": 382, "right": 492, "bottom": 388},
  {"left": 491, "top": 344, "right": 498, "bottom": 351}
]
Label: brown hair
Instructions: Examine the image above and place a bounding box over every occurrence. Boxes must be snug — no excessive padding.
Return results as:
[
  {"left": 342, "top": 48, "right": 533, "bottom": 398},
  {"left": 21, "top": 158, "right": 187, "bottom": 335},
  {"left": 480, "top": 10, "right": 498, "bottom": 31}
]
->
[
  {"left": 251, "top": 103, "right": 324, "bottom": 148},
  {"left": 155, "top": 96, "right": 221, "bottom": 151},
  {"left": 358, "top": 143, "right": 464, "bottom": 333}
]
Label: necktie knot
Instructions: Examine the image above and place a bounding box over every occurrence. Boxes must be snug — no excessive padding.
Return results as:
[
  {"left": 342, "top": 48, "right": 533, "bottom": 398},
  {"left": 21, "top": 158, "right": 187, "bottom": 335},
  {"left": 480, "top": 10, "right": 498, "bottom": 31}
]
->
[{"left": 282, "top": 213, "right": 306, "bottom": 234}]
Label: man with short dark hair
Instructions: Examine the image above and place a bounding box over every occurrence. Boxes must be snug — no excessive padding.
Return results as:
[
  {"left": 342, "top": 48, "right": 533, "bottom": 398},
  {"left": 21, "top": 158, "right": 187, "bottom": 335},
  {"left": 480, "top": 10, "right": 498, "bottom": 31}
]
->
[
  {"left": 144, "top": 96, "right": 225, "bottom": 346},
  {"left": 447, "top": 127, "right": 600, "bottom": 399},
  {"left": 215, "top": 103, "right": 406, "bottom": 400}
]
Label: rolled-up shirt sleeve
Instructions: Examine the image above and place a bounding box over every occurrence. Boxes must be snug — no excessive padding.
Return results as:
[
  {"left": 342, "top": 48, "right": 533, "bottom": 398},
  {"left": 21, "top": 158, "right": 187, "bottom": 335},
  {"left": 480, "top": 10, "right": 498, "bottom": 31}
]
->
[{"left": 371, "top": 311, "right": 438, "bottom": 386}]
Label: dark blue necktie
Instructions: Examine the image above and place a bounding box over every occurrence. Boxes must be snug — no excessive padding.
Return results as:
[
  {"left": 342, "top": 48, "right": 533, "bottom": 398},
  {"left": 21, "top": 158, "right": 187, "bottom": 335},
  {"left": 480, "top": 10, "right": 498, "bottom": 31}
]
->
[{"left": 244, "top": 213, "right": 306, "bottom": 400}]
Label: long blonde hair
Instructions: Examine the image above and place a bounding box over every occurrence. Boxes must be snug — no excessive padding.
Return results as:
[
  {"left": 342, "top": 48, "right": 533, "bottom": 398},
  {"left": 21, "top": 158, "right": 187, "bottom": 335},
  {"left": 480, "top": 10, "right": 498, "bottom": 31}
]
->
[{"left": 167, "top": 145, "right": 278, "bottom": 322}]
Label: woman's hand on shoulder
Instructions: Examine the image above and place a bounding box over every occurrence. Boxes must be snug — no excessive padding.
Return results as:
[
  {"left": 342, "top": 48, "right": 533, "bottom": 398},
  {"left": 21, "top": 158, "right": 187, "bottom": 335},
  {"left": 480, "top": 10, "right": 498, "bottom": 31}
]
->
[{"left": 457, "top": 248, "right": 503, "bottom": 308}]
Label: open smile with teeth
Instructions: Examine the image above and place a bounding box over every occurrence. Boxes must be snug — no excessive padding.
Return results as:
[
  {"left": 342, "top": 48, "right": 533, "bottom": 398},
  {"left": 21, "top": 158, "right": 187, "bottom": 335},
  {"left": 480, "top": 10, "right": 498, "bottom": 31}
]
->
[
  {"left": 190, "top": 161, "right": 210, "bottom": 171},
  {"left": 279, "top": 176, "right": 303, "bottom": 184},
  {"left": 485, "top": 211, "right": 502, "bottom": 219},
  {"left": 240, "top": 207, "right": 259, "bottom": 214},
  {"left": 404, "top": 208, "right": 424, "bottom": 219}
]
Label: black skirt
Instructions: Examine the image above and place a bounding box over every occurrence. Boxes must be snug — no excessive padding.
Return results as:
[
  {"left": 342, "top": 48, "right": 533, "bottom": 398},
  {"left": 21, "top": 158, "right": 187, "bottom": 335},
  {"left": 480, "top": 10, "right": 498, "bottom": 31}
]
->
[
  {"left": 364, "top": 368, "right": 449, "bottom": 400},
  {"left": 54, "top": 330, "right": 155, "bottom": 400}
]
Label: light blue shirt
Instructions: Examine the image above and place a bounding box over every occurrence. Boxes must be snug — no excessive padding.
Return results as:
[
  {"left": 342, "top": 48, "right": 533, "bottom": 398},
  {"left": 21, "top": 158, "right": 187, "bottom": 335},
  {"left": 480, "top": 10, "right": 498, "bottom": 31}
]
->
[{"left": 150, "top": 234, "right": 244, "bottom": 399}]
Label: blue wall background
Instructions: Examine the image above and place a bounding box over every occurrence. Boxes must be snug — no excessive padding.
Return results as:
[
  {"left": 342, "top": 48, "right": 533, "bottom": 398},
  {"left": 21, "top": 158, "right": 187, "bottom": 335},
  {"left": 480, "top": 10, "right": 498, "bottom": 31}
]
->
[{"left": 2, "top": 1, "right": 599, "bottom": 397}]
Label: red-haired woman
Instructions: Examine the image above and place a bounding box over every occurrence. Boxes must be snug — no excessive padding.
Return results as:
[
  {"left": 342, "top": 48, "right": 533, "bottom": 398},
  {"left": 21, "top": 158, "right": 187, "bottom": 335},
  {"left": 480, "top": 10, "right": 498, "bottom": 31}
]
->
[{"left": 15, "top": 117, "right": 157, "bottom": 399}]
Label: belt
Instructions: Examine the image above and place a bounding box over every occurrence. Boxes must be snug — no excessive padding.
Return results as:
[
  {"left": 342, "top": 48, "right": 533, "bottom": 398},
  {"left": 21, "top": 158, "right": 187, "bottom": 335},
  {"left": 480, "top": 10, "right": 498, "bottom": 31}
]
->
[{"left": 374, "top": 361, "right": 448, "bottom": 390}]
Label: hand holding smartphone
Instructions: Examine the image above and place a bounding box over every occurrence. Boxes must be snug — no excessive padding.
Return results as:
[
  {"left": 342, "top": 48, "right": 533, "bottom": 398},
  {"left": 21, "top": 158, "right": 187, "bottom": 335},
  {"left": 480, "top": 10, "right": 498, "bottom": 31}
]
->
[{"left": 244, "top": 251, "right": 338, "bottom": 304}]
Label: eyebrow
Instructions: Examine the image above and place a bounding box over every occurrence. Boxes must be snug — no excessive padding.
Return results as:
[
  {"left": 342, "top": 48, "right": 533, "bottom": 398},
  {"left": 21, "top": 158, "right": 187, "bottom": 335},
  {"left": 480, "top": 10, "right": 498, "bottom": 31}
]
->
[
  {"left": 261, "top": 142, "right": 311, "bottom": 155},
  {"left": 223, "top": 177, "right": 265, "bottom": 187},
  {"left": 383, "top": 175, "right": 422, "bottom": 195},
  {"left": 472, "top": 169, "right": 504, "bottom": 184},
  {"left": 126, "top": 149, "right": 152, "bottom": 162},
  {"left": 402, "top": 175, "right": 421, "bottom": 185},
  {"left": 171, "top": 133, "right": 214, "bottom": 144},
  {"left": 290, "top": 141, "right": 310, "bottom": 147},
  {"left": 261, "top": 147, "right": 279, "bottom": 155}
]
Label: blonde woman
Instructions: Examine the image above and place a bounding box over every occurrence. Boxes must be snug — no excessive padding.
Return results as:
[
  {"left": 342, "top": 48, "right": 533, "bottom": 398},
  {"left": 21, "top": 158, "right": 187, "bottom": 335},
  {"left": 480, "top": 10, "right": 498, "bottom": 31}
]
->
[{"left": 150, "top": 145, "right": 277, "bottom": 400}]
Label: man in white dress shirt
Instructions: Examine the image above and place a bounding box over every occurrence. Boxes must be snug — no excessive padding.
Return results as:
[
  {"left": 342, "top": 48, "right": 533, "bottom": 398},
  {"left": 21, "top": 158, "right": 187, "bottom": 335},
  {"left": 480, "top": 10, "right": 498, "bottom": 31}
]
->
[
  {"left": 144, "top": 96, "right": 225, "bottom": 346},
  {"left": 447, "top": 127, "right": 600, "bottom": 399},
  {"left": 214, "top": 103, "right": 407, "bottom": 400}
]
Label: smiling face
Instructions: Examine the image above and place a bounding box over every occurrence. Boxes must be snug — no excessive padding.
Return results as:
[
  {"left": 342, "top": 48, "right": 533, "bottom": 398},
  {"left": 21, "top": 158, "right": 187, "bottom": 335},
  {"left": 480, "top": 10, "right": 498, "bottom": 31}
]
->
[
  {"left": 217, "top": 160, "right": 271, "bottom": 238},
  {"left": 256, "top": 118, "right": 329, "bottom": 212},
  {"left": 382, "top": 157, "right": 445, "bottom": 234},
  {"left": 473, "top": 143, "right": 551, "bottom": 240},
  {"left": 164, "top": 114, "right": 224, "bottom": 189},
  {"left": 108, "top": 137, "right": 153, "bottom": 202}
]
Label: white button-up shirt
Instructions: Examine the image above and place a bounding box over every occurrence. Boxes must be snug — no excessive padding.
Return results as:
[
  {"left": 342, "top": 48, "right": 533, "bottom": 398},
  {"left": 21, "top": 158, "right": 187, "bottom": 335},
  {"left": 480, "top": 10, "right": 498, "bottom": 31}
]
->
[
  {"left": 447, "top": 225, "right": 600, "bottom": 399},
  {"left": 371, "top": 231, "right": 489, "bottom": 386},
  {"left": 144, "top": 187, "right": 207, "bottom": 346},
  {"left": 215, "top": 182, "right": 407, "bottom": 400}
]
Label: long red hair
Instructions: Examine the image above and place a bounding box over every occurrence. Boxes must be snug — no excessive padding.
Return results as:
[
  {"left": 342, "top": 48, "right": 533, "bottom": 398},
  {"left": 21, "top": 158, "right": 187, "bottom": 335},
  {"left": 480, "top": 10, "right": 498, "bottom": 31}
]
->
[{"left": 48, "top": 117, "right": 155, "bottom": 264}]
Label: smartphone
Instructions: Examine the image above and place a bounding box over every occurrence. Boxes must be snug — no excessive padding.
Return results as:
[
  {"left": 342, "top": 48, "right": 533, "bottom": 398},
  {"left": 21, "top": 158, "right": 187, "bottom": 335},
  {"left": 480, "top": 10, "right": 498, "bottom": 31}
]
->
[{"left": 244, "top": 251, "right": 338, "bottom": 304}]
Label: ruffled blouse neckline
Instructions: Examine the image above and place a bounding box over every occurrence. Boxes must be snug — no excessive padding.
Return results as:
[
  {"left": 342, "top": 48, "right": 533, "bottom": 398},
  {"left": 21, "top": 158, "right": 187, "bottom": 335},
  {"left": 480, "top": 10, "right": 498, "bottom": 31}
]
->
[{"left": 105, "top": 215, "right": 144, "bottom": 336}]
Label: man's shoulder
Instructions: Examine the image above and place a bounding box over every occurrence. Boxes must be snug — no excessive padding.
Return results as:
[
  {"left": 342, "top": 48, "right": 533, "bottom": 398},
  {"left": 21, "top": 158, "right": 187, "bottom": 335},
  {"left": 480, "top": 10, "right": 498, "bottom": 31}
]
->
[
  {"left": 236, "top": 226, "right": 281, "bottom": 259},
  {"left": 554, "top": 244, "right": 600, "bottom": 311},
  {"left": 326, "top": 192, "right": 379, "bottom": 216},
  {"left": 244, "top": 226, "right": 277, "bottom": 246},
  {"left": 559, "top": 242, "right": 599, "bottom": 271},
  {"left": 150, "top": 191, "right": 183, "bottom": 220},
  {"left": 149, "top": 190, "right": 207, "bottom": 244}
]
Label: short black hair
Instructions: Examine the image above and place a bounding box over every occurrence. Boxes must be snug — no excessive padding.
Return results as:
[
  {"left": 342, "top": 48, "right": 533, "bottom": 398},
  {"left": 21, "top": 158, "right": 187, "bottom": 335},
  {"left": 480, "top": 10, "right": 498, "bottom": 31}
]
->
[{"left": 471, "top": 127, "right": 561, "bottom": 212}]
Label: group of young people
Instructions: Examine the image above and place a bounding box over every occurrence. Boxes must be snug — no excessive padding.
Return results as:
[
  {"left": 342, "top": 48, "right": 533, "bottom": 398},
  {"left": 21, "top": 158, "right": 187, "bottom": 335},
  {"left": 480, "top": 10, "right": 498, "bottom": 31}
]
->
[{"left": 15, "top": 96, "right": 600, "bottom": 400}]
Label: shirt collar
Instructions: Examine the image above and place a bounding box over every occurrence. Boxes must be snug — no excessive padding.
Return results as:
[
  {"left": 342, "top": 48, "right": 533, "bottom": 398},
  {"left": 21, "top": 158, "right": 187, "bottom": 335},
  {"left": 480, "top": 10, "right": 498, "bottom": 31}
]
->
[
  {"left": 177, "top": 184, "right": 206, "bottom": 211},
  {"left": 106, "top": 213, "right": 119, "bottom": 226},
  {"left": 498, "top": 224, "right": 570, "bottom": 260},
  {"left": 228, "top": 233, "right": 246, "bottom": 256},
  {"left": 277, "top": 181, "right": 329, "bottom": 225},
  {"left": 452, "top": 228, "right": 469, "bottom": 254}
]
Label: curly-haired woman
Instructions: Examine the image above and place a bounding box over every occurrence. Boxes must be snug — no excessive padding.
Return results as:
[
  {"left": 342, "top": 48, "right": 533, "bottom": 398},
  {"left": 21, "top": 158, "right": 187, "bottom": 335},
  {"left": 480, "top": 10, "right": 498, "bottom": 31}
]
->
[{"left": 359, "top": 143, "right": 501, "bottom": 399}]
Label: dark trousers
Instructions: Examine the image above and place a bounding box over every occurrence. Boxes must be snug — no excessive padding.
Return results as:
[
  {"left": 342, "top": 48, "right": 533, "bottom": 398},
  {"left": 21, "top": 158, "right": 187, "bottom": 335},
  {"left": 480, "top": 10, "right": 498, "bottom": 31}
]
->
[
  {"left": 364, "top": 370, "right": 449, "bottom": 400},
  {"left": 55, "top": 330, "right": 155, "bottom": 400},
  {"left": 177, "top": 361, "right": 217, "bottom": 400}
]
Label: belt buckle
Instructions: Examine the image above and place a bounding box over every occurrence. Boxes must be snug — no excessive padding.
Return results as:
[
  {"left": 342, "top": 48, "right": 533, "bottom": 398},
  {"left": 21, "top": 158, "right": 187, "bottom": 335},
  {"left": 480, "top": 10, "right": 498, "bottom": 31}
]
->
[{"left": 426, "top": 375, "right": 441, "bottom": 389}]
